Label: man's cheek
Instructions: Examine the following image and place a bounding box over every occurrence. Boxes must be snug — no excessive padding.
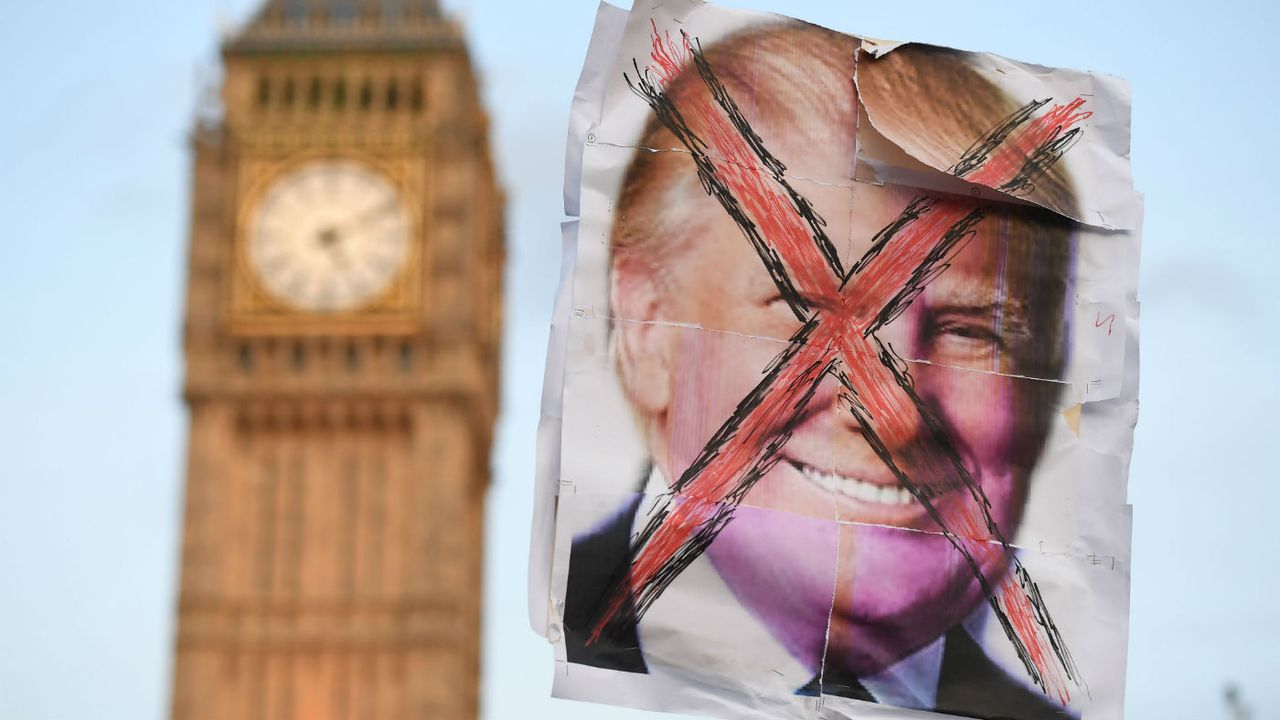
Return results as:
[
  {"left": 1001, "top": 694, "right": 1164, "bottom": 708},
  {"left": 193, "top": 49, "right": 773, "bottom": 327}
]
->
[
  {"left": 665, "top": 329, "right": 790, "bottom": 475},
  {"left": 922, "top": 367, "right": 1017, "bottom": 469},
  {"left": 845, "top": 525, "right": 962, "bottom": 619}
]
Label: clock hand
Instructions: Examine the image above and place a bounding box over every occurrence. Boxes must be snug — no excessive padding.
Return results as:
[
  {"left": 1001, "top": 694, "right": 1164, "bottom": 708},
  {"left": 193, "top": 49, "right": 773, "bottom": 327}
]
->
[
  {"left": 315, "top": 226, "right": 349, "bottom": 266},
  {"left": 329, "top": 199, "right": 397, "bottom": 239}
]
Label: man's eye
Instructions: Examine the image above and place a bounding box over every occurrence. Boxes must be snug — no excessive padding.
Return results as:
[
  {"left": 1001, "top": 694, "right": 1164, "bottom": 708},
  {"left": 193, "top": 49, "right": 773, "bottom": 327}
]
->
[
  {"left": 931, "top": 317, "right": 1005, "bottom": 361},
  {"left": 939, "top": 322, "right": 999, "bottom": 341}
]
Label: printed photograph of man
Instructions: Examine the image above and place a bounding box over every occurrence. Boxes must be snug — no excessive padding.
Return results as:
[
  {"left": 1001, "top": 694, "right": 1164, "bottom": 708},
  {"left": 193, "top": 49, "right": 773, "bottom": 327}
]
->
[{"left": 561, "top": 19, "right": 1081, "bottom": 720}]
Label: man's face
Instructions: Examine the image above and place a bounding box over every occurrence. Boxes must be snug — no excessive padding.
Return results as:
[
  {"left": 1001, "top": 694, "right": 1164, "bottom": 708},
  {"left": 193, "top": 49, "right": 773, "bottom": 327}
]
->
[{"left": 619, "top": 176, "right": 1063, "bottom": 674}]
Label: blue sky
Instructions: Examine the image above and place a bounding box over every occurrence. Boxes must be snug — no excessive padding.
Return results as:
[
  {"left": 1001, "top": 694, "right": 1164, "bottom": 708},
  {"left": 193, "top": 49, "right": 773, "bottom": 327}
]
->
[{"left": 0, "top": 1, "right": 1277, "bottom": 719}]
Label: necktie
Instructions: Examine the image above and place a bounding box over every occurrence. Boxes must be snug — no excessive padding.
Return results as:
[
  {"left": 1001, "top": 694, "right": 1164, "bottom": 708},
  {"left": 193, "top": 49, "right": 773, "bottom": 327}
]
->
[{"left": 797, "top": 670, "right": 877, "bottom": 702}]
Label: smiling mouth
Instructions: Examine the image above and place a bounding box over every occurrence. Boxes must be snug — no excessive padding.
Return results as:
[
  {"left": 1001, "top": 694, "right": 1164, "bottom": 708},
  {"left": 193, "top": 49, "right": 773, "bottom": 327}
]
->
[{"left": 788, "top": 459, "right": 953, "bottom": 507}]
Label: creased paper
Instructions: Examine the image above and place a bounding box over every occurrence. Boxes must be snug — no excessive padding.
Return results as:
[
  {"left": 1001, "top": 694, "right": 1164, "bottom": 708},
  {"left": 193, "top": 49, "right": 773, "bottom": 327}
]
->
[{"left": 533, "top": 2, "right": 1140, "bottom": 719}]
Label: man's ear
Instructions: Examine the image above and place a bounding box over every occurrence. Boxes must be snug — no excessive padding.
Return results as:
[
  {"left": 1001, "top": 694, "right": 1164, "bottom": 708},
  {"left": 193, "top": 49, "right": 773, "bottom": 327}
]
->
[{"left": 612, "top": 265, "right": 672, "bottom": 417}]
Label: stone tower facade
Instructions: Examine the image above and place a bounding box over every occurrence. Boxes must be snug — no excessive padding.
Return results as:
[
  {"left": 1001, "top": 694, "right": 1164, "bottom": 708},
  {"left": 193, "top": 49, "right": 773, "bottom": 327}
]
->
[{"left": 171, "top": 2, "right": 502, "bottom": 719}]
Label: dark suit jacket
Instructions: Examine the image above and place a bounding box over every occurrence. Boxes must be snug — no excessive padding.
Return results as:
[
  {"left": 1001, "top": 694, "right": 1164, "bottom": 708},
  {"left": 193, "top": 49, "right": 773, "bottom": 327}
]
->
[{"left": 563, "top": 496, "right": 1072, "bottom": 720}]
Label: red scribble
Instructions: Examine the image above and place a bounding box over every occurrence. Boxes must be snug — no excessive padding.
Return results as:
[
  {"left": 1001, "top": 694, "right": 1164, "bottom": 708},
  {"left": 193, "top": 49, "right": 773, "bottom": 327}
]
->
[
  {"left": 1095, "top": 312, "right": 1116, "bottom": 336},
  {"left": 646, "top": 21, "right": 842, "bottom": 301},
  {"left": 647, "top": 19, "right": 691, "bottom": 84},
  {"left": 592, "top": 23, "right": 1091, "bottom": 702},
  {"left": 589, "top": 322, "right": 839, "bottom": 645},
  {"left": 973, "top": 97, "right": 1092, "bottom": 190}
]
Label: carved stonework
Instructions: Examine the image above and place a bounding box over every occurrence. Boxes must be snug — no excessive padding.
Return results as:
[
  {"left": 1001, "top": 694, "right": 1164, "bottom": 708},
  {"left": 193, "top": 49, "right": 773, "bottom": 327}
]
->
[{"left": 171, "top": 3, "right": 501, "bottom": 719}]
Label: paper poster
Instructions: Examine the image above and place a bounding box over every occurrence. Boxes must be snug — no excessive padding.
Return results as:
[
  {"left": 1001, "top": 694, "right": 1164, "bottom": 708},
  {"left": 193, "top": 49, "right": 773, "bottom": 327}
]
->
[{"left": 532, "top": 2, "right": 1140, "bottom": 719}]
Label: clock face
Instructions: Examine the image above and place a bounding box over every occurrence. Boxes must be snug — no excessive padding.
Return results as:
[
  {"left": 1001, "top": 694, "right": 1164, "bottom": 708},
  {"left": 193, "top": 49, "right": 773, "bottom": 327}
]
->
[{"left": 247, "top": 160, "right": 411, "bottom": 312}]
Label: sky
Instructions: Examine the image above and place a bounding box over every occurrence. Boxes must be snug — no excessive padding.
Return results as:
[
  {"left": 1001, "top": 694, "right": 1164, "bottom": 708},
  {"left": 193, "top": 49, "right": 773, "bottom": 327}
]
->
[{"left": 0, "top": 1, "right": 1277, "bottom": 720}]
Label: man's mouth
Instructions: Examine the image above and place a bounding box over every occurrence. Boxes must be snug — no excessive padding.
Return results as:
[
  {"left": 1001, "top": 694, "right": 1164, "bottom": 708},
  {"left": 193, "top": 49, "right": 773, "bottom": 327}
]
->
[{"left": 787, "top": 459, "right": 949, "bottom": 507}]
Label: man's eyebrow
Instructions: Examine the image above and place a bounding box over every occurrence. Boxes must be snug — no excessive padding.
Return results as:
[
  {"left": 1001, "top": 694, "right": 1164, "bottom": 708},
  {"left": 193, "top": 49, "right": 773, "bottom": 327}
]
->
[
  {"left": 929, "top": 301, "right": 1005, "bottom": 316},
  {"left": 923, "top": 277, "right": 1033, "bottom": 336},
  {"left": 923, "top": 275, "right": 1007, "bottom": 311}
]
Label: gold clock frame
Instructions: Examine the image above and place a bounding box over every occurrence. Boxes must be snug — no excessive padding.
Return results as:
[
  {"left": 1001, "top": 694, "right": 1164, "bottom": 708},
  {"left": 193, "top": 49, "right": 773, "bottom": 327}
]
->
[{"left": 227, "top": 150, "right": 426, "bottom": 336}]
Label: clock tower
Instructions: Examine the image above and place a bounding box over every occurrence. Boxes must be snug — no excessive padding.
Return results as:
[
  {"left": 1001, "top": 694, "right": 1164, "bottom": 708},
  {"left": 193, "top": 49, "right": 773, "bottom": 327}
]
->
[{"left": 171, "top": 2, "right": 502, "bottom": 719}]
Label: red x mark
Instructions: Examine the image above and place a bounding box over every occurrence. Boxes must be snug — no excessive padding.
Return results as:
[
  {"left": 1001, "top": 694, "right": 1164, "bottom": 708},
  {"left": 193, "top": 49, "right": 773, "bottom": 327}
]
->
[{"left": 588, "top": 24, "right": 1091, "bottom": 703}]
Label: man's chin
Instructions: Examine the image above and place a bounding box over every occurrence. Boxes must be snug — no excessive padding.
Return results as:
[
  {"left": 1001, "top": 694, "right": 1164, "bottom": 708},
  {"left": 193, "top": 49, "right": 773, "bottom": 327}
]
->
[
  {"left": 827, "top": 523, "right": 989, "bottom": 675},
  {"left": 825, "top": 605, "right": 960, "bottom": 676}
]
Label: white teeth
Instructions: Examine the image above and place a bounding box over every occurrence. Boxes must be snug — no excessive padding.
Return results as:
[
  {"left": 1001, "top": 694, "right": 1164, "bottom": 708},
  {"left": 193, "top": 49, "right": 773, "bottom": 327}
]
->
[
  {"left": 796, "top": 464, "right": 917, "bottom": 506},
  {"left": 879, "top": 484, "right": 901, "bottom": 505},
  {"left": 856, "top": 481, "right": 879, "bottom": 503}
]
